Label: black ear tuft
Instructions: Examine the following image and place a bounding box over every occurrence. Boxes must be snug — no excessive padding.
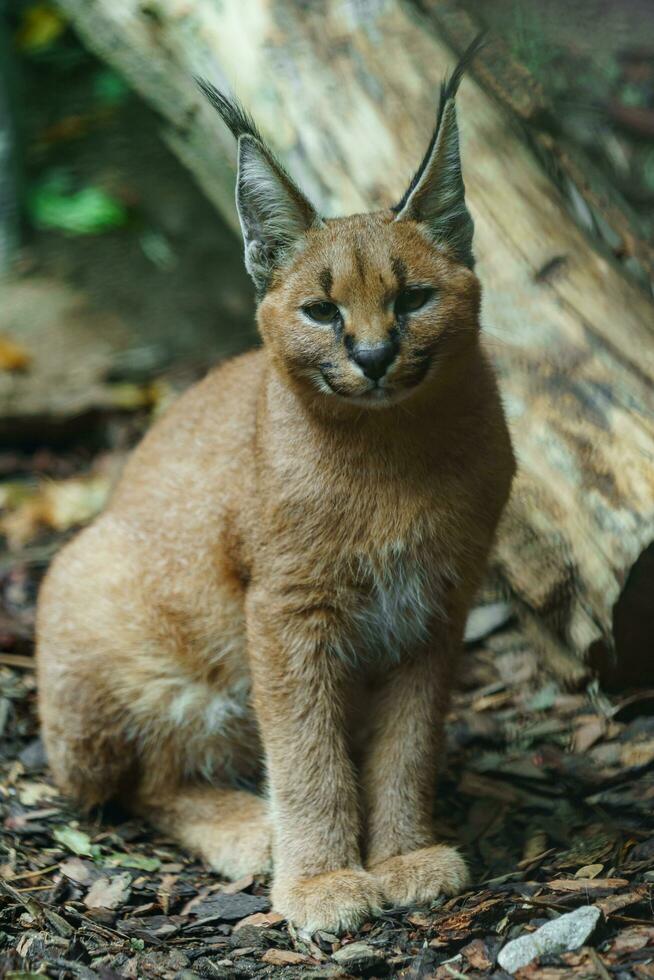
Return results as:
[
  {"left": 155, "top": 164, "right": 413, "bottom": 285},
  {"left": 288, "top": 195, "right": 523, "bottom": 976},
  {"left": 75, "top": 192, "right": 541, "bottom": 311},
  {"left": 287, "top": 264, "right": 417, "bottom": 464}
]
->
[
  {"left": 195, "top": 77, "right": 266, "bottom": 144},
  {"left": 196, "top": 78, "right": 320, "bottom": 295},
  {"left": 392, "top": 33, "right": 486, "bottom": 215}
]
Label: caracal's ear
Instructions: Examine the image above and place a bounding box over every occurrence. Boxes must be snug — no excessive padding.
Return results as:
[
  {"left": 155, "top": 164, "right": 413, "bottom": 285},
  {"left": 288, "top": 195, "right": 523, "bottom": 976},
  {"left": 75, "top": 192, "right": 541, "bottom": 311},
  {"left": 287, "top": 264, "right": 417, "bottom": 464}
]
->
[
  {"left": 235, "top": 135, "right": 320, "bottom": 294},
  {"left": 393, "top": 35, "right": 484, "bottom": 269},
  {"left": 196, "top": 79, "right": 321, "bottom": 295}
]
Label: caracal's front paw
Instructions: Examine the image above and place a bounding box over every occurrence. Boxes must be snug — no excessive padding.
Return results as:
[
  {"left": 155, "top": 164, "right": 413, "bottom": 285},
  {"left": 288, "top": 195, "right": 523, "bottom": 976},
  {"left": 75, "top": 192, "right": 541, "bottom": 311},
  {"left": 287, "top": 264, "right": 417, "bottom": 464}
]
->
[
  {"left": 369, "top": 844, "right": 468, "bottom": 907},
  {"left": 272, "top": 868, "right": 384, "bottom": 934}
]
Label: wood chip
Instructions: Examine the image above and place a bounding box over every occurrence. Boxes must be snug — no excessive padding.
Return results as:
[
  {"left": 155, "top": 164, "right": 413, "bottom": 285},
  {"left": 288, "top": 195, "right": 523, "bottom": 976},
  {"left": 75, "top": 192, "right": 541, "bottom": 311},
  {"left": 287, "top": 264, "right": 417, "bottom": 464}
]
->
[
  {"left": 84, "top": 873, "right": 132, "bottom": 910},
  {"left": 548, "top": 878, "right": 629, "bottom": 892},
  {"left": 234, "top": 911, "right": 285, "bottom": 930},
  {"left": 596, "top": 887, "right": 648, "bottom": 916},
  {"left": 261, "top": 948, "right": 312, "bottom": 966}
]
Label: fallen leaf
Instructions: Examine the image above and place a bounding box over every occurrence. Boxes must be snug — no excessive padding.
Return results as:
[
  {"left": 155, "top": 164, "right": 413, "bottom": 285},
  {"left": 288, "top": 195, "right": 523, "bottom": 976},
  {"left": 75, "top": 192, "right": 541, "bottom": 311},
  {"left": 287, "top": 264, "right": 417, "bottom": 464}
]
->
[
  {"left": 0, "top": 475, "right": 110, "bottom": 549},
  {"left": 104, "top": 852, "right": 161, "bottom": 873},
  {"left": 105, "top": 382, "right": 153, "bottom": 410},
  {"left": 0, "top": 335, "right": 31, "bottom": 372},
  {"left": 52, "top": 825, "right": 100, "bottom": 858},
  {"left": 60, "top": 857, "right": 103, "bottom": 886},
  {"left": 41, "top": 476, "right": 110, "bottom": 532},
  {"left": 84, "top": 872, "right": 132, "bottom": 910},
  {"left": 17, "top": 781, "right": 58, "bottom": 806},
  {"left": 261, "top": 949, "right": 312, "bottom": 966},
  {"left": 16, "top": 3, "right": 66, "bottom": 52},
  {"left": 574, "top": 864, "right": 603, "bottom": 879}
]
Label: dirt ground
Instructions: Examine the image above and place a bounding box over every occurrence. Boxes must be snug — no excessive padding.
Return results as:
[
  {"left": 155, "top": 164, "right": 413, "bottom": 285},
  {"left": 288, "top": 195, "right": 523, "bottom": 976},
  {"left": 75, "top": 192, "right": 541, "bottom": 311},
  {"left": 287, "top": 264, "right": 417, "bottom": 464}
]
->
[
  {"left": 1, "top": 4, "right": 654, "bottom": 978},
  {"left": 2, "top": 581, "right": 654, "bottom": 978}
]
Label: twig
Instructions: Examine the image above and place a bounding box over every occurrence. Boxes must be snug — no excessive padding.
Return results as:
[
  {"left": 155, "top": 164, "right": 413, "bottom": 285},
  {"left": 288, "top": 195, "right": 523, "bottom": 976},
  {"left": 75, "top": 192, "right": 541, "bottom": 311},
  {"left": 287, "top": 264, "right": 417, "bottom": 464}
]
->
[
  {"left": 518, "top": 896, "right": 653, "bottom": 926},
  {"left": 3, "top": 863, "right": 60, "bottom": 883},
  {"left": 587, "top": 947, "right": 612, "bottom": 980},
  {"left": 444, "top": 963, "right": 469, "bottom": 980},
  {"left": 0, "top": 653, "right": 35, "bottom": 669}
]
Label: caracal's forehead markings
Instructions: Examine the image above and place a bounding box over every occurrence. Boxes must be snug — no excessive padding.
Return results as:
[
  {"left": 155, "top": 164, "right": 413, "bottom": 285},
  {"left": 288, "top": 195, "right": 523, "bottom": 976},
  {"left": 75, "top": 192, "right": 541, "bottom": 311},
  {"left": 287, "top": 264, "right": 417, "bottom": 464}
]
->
[
  {"left": 292, "top": 211, "right": 452, "bottom": 311},
  {"left": 302, "top": 214, "right": 413, "bottom": 316}
]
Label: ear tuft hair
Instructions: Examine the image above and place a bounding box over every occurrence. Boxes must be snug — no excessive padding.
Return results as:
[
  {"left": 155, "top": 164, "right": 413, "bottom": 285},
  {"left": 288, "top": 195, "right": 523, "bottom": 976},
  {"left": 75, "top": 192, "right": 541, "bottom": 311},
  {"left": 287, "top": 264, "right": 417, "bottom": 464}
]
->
[
  {"left": 195, "top": 78, "right": 266, "bottom": 145},
  {"left": 196, "top": 78, "right": 320, "bottom": 296},
  {"left": 392, "top": 34, "right": 486, "bottom": 215}
]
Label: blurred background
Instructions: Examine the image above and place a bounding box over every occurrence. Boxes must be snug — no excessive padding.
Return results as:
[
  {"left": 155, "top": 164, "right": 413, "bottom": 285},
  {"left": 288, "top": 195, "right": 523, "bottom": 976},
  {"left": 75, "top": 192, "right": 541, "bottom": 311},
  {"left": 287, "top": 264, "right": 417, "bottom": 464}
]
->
[
  {"left": 1, "top": 2, "right": 654, "bottom": 977},
  {"left": 1, "top": 0, "right": 653, "bottom": 616}
]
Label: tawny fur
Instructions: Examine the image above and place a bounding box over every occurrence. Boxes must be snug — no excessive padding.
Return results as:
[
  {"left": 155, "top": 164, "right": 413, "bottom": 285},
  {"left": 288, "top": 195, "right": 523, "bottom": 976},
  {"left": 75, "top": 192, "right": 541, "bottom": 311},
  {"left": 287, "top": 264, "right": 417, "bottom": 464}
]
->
[{"left": 37, "top": 79, "right": 514, "bottom": 934}]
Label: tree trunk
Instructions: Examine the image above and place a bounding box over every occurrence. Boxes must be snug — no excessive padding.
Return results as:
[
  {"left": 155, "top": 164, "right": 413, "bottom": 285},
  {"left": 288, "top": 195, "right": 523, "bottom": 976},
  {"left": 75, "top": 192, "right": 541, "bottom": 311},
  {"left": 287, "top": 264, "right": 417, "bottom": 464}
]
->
[{"left": 55, "top": 0, "right": 654, "bottom": 686}]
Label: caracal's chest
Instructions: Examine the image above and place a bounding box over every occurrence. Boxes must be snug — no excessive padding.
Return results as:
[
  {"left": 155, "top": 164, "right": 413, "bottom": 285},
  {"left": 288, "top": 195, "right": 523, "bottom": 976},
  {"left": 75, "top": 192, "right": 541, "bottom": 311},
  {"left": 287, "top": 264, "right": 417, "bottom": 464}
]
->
[
  {"left": 269, "top": 442, "right": 465, "bottom": 663},
  {"left": 339, "top": 526, "right": 456, "bottom": 663}
]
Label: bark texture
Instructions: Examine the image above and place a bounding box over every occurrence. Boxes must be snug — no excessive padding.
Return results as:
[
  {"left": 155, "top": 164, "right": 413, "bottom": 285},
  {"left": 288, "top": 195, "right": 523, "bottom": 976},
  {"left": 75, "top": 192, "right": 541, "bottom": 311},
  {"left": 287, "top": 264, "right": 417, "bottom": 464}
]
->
[{"left": 55, "top": 0, "right": 654, "bottom": 685}]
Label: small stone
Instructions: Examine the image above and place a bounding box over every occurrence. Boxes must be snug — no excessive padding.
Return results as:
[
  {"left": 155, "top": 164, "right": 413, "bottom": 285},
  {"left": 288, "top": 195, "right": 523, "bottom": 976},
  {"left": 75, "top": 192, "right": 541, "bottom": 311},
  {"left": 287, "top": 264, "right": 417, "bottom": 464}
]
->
[
  {"left": 497, "top": 905, "right": 601, "bottom": 974},
  {"left": 332, "top": 941, "right": 385, "bottom": 973}
]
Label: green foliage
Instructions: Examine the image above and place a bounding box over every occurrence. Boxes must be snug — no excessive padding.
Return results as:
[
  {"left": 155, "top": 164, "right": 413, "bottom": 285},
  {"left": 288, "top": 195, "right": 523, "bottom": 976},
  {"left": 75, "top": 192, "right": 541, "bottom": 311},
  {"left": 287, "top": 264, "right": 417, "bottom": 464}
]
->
[
  {"left": 28, "top": 171, "right": 128, "bottom": 235},
  {"left": 52, "top": 824, "right": 101, "bottom": 858},
  {"left": 93, "top": 68, "right": 130, "bottom": 107},
  {"left": 6, "top": 973, "right": 47, "bottom": 979},
  {"left": 104, "top": 851, "right": 161, "bottom": 872}
]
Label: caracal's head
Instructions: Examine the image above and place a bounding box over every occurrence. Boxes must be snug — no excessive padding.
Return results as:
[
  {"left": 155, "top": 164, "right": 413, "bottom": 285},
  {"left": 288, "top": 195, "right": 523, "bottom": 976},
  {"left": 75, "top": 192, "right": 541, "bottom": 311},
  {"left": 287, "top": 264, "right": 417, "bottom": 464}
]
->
[{"left": 199, "top": 40, "right": 482, "bottom": 409}]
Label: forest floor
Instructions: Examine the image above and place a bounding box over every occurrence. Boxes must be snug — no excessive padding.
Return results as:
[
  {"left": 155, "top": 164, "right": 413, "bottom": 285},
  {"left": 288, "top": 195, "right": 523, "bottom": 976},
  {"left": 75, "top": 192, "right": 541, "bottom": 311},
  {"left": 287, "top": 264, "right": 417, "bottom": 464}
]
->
[
  {"left": 2, "top": 4, "right": 654, "bottom": 978},
  {"left": 1, "top": 556, "right": 654, "bottom": 979}
]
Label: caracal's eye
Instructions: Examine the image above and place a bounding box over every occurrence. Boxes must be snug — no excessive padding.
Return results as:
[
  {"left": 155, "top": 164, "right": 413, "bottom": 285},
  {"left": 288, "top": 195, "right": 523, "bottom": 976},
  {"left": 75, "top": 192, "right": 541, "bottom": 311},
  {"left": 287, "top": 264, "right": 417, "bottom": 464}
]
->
[
  {"left": 303, "top": 301, "right": 340, "bottom": 324},
  {"left": 394, "top": 287, "right": 434, "bottom": 315}
]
